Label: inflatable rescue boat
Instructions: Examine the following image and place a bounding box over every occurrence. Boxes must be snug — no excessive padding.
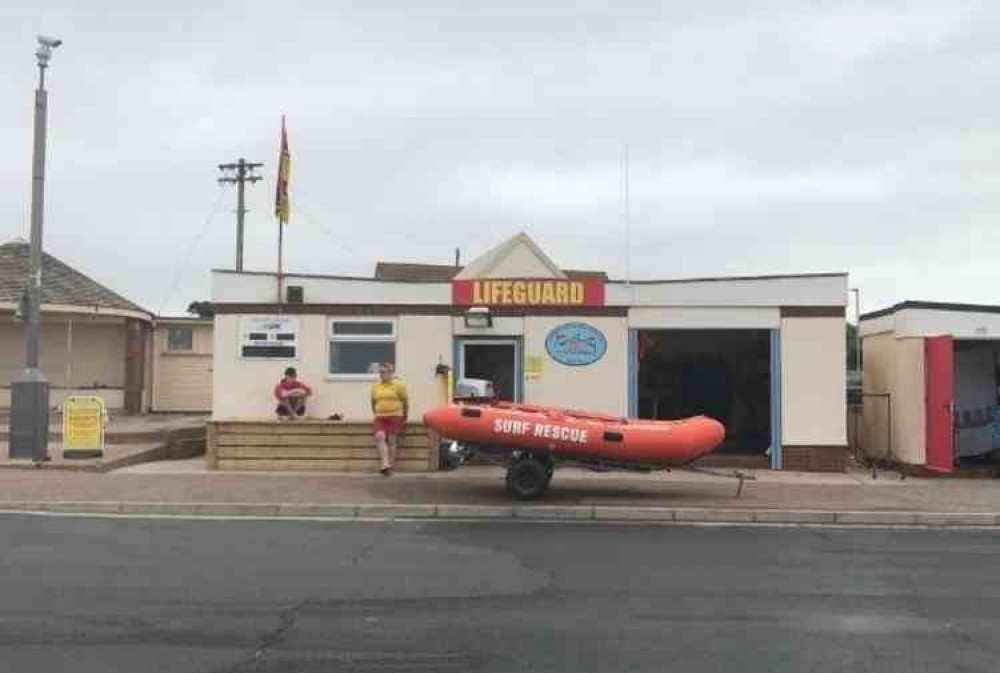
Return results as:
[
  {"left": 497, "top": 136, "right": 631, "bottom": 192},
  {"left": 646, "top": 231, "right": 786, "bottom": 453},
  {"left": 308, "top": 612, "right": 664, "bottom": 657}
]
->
[{"left": 423, "top": 401, "right": 725, "bottom": 499}]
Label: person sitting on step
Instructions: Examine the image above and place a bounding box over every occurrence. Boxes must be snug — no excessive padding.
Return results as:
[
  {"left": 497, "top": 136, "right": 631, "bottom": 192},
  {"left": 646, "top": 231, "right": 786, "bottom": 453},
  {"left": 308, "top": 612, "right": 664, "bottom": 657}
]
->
[{"left": 274, "top": 366, "right": 312, "bottom": 421}]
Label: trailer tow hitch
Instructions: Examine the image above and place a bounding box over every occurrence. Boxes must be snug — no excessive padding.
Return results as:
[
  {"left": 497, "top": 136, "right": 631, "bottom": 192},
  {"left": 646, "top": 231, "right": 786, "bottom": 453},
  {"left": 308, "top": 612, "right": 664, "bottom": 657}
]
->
[{"left": 682, "top": 467, "right": 757, "bottom": 498}]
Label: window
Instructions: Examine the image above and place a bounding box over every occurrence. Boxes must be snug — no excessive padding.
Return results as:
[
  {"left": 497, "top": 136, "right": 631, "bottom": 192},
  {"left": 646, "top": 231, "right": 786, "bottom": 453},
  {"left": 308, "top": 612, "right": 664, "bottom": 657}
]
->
[
  {"left": 241, "top": 317, "right": 299, "bottom": 360},
  {"left": 167, "top": 327, "right": 193, "bottom": 351},
  {"left": 329, "top": 320, "right": 395, "bottom": 375}
]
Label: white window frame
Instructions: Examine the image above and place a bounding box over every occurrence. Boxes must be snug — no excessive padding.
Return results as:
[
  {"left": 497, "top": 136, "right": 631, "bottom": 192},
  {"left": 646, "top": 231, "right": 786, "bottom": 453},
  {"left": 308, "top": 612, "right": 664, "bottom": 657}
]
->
[{"left": 327, "top": 318, "right": 397, "bottom": 380}]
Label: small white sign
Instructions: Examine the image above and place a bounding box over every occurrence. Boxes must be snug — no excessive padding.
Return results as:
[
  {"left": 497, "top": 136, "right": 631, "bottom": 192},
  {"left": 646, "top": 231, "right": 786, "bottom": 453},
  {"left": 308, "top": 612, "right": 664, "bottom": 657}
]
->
[{"left": 240, "top": 316, "right": 299, "bottom": 359}]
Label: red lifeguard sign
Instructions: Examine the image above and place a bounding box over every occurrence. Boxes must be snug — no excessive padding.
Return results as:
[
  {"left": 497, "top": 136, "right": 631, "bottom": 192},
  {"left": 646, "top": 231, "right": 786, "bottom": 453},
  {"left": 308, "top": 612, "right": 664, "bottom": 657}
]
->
[{"left": 452, "top": 278, "right": 605, "bottom": 307}]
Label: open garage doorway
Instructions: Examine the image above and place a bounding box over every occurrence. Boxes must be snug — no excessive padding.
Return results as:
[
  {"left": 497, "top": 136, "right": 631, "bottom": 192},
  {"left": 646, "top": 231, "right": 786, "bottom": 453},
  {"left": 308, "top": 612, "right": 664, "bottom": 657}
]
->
[
  {"left": 952, "top": 340, "right": 1000, "bottom": 467},
  {"left": 634, "top": 329, "right": 776, "bottom": 464}
]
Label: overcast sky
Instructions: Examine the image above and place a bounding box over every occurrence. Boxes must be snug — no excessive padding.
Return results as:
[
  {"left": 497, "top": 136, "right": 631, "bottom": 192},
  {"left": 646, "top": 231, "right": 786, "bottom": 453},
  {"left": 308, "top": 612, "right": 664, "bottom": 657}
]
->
[{"left": 1, "top": 1, "right": 997, "bottom": 316}]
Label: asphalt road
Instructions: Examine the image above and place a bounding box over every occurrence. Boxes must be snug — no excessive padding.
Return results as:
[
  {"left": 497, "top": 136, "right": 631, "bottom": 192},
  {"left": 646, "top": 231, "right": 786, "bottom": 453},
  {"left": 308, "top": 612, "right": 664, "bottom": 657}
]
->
[{"left": 1, "top": 515, "right": 998, "bottom": 672}]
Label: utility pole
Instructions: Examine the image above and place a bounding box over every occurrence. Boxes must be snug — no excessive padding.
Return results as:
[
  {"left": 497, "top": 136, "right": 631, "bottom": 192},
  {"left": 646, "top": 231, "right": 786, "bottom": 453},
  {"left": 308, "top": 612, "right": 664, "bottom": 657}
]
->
[
  {"left": 217, "top": 158, "right": 262, "bottom": 271},
  {"left": 10, "top": 35, "right": 62, "bottom": 462}
]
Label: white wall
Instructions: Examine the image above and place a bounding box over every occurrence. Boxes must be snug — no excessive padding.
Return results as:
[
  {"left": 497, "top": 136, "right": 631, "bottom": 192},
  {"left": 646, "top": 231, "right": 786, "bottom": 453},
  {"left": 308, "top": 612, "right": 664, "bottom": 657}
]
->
[
  {"left": 608, "top": 275, "right": 847, "bottom": 308},
  {"left": 213, "top": 271, "right": 450, "bottom": 304},
  {"left": 628, "top": 307, "right": 780, "bottom": 330},
  {"left": 397, "top": 315, "right": 453, "bottom": 416},
  {"left": 859, "top": 314, "right": 894, "bottom": 338},
  {"left": 893, "top": 308, "right": 1000, "bottom": 340},
  {"left": 522, "top": 316, "right": 628, "bottom": 416},
  {"left": 212, "top": 314, "right": 453, "bottom": 421},
  {"left": 213, "top": 271, "right": 847, "bottom": 309},
  {"left": 452, "top": 316, "right": 525, "bottom": 337},
  {"left": 780, "top": 317, "right": 846, "bottom": 446}
]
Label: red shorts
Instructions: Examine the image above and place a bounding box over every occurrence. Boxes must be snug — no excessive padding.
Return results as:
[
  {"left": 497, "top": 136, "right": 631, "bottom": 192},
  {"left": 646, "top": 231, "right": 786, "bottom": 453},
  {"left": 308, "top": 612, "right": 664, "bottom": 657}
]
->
[{"left": 373, "top": 416, "right": 405, "bottom": 436}]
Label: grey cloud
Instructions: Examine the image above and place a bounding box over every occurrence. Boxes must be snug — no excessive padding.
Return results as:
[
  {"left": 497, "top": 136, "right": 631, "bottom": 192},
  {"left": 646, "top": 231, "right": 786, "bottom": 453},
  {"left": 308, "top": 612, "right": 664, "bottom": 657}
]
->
[{"left": 1, "top": 0, "right": 998, "bottom": 316}]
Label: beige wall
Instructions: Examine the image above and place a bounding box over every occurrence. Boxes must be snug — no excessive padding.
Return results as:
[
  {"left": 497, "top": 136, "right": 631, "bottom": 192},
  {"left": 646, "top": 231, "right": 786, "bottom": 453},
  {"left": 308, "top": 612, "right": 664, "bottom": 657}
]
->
[
  {"left": 892, "top": 338, "right": 926, "bottom": 465},
  {"left": 1, "top": 317, "right": 127, "bottom": 408},
  {"left": 151, "top": 322, "right": 214, "bottom": 412},
  {"left": 153, "top": 354, "right": 213, "bottom": 411},
  {"left": 860, "top": 334, "right": 926, "bottom": 465},
  {"left": 212, "top": 314, "right": 453, "bottom": 421},
  {"left": 522, "top": 316, "right": 627, "bottom": 416},
  {"left": 152, "top": 322, "right": 213, "bottom": 354},
  {"left": 397, "top": 315, "right": 454, "bottom": 415},
  {"left": 484, "top": 245, "right": 559, "bottom": 278},
  {"left": 780, "top": 317, "right": 846, "bottom": 446},
  {"left": 0, "top": 387, "right": 125, "bottom": 410},
  {"left": 861, "top": 332, "right": 894, "bottom": 459}
]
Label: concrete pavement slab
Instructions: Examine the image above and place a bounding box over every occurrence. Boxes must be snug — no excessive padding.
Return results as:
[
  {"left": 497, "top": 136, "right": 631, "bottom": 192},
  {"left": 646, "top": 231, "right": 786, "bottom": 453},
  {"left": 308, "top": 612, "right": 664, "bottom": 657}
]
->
[
  {"left": 194, "top": 503, "right": 281, "bottom": 517},
  {"left": 915, "top": 512, "right": 999, "bottom": 526},
  {"left": 753, "top": 510, "right": 837, "bottom": 524},
  {"left": 356, "top": 504, "right": 437, "bottom": 518},
  {"left": 119, "top": 502, "right": 204, "bottom": 516},
  {"left": 513, "top": 505, "right": 594, "bottom": 520},
  {"left": 436, "top": 504, "right": 514, "bottom": 519},
  {"left": 675, "top": 508, "right": 755, "bottom": 523},
  {"left": 835, "top": 511, "right": 919, "bottom": 525},
  {"left": 39, "top": 501, "right": 124, "bottom": 515},
  {"left": 593, "top": 506, "right": 675, "bottom": 521},
  {"left": 276, "top": 504, "right": 359, "bottom": 518}
]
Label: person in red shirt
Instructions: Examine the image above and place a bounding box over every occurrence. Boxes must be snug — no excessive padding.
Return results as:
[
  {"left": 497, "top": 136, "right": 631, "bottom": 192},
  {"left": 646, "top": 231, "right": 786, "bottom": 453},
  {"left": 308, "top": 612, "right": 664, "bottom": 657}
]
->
[{"left": 274, "top": 367, "right": 312, "bottom": 420}]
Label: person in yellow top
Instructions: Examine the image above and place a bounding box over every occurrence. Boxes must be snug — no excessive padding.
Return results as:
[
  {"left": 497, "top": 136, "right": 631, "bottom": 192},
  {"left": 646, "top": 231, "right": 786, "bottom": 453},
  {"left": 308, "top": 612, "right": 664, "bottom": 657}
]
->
[{"left": 371, "top": 362, "right": 408, "bottom": 476}]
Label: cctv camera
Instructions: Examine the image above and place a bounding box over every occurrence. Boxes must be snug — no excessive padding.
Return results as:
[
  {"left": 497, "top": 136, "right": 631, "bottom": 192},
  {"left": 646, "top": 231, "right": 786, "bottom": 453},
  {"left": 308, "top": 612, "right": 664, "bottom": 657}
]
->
[{"left": 37, "top": 35, "right": 62, "bottom": 48}]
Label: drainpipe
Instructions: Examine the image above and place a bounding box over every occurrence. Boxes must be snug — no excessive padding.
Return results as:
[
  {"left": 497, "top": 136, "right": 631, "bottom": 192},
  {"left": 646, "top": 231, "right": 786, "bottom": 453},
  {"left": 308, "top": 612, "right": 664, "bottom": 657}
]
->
[{"left": 65, "top": 318, "right": 73, "bottom": 389}]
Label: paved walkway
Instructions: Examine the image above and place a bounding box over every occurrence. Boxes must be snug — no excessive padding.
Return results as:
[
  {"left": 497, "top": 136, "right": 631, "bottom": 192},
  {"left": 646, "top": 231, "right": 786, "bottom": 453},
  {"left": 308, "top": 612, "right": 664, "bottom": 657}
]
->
[
  {"left": 0, "top": 462, "right": 998, "bottom": 516},
  {"left": 0, "top": 414, "right": 206, "bottom": 471},
  {"left": 0, "top": 441, "right": 168, "bottom": 471}
]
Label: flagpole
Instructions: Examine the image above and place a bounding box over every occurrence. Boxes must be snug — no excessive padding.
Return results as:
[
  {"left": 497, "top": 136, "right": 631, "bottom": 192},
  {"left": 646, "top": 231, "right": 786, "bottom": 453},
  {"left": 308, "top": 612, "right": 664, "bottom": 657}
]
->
[
  {"left": 277, "top": 220, "right": 284, "bottom": 314},
  {"left": 275, "top": 114, "right": 288, "bottom": 315}
]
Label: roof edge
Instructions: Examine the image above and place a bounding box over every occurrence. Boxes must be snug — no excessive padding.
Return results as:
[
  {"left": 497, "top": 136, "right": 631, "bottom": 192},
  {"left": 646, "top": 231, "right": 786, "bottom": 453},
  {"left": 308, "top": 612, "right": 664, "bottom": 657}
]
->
[
  {"left": 862, "top": 300, "right": 1000, "bottom": 322},
  {"left": 215, "top": 268, "right": 848, "bottom": 285},
  {"left": 609, "top": 272, "right": 848, "bottom": 285},
  {"left": 0, "top": 301, "right": 153, "bottom": 322}
]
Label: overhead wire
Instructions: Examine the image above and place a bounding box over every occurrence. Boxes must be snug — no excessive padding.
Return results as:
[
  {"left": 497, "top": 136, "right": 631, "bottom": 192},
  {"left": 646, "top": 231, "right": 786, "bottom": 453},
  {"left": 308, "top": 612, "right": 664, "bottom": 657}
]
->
[
  {"left": 289, "top": 198, "right": 377, "bottom": 269},
  {"left": 156, "top": 186, "right": 227, "bottom": 316}
]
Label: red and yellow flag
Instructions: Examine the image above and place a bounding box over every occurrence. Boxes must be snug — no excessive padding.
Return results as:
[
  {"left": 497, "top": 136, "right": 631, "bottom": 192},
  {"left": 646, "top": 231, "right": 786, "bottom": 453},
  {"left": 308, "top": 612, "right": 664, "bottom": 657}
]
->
[{"left": 275, "top": 116, "right": 291, "bottom": 225}]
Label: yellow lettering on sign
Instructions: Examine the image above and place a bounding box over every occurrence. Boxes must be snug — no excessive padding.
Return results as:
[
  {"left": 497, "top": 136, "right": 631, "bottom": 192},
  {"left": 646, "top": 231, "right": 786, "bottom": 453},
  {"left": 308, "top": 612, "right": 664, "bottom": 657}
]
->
[
  {"left": 555, "top": 283, "right": 569, "bottom": 304},
  {"left": 541, "top": 283, "right": 555, "bottom": 304},
  {"left": 463, "top": 278, "right": 597, "bottom": 306},
  {"left": 512, "top": 281, "right": 526, "bottom": 304},
  {"left": 527, "top": 282, "right": 541, "bottom": 304}
]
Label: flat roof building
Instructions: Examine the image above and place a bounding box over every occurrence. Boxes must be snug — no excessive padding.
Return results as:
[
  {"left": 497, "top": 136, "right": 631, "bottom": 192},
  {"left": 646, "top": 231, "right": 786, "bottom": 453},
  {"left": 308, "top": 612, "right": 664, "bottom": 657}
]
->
[
  {"left": 209, "top": 233, "right": 848, "bottom": 471},
  {"left": 861, "top": 301, "right": 1000, "bottom": 472}
]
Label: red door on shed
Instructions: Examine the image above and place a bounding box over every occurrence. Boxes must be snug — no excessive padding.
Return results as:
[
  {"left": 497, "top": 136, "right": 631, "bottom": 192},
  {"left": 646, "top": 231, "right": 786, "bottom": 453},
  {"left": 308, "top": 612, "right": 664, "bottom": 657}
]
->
[{"left": 924, "top": 335, "right": 954, "bottom": 473}]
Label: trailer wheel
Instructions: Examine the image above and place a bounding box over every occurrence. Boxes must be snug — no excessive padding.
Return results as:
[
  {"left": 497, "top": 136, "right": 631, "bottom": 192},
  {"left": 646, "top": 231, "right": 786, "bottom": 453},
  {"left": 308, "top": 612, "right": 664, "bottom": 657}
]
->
[{"left": 506, "top": 459, "right": 549, "bottom": 500}]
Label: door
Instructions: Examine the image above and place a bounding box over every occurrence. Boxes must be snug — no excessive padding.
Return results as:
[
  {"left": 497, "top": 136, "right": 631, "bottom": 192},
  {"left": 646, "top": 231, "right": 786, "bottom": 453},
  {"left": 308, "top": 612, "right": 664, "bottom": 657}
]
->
[
  {"left": 925, "top": 335, "right": 954, "bottom": 472},
  {"left": 458, "top": 340, "right": 520, "bottom": 402},
  {"left": 156, "top": 354, "right": 214, "bottom": 411}
]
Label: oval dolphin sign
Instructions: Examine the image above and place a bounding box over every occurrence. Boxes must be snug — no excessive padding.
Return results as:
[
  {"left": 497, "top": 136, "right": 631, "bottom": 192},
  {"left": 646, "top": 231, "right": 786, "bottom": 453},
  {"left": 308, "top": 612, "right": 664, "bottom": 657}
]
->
[{"left": 545, "top": 322, "right": 607, "bottom": 366}]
